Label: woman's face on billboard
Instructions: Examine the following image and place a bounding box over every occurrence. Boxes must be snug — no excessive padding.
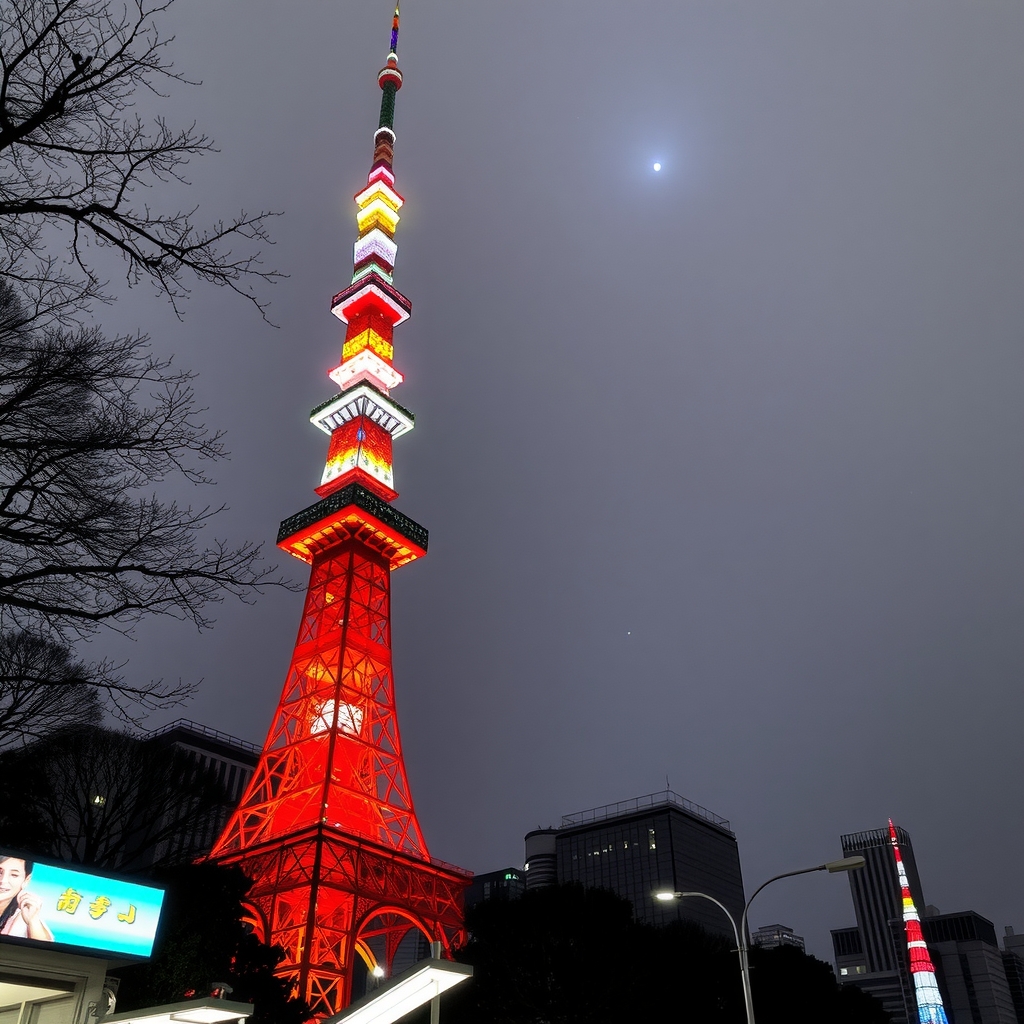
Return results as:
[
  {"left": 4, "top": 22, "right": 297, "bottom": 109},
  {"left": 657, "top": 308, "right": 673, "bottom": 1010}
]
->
[{"left": 0, "top": 858, "right": 29, "bottom": 904}]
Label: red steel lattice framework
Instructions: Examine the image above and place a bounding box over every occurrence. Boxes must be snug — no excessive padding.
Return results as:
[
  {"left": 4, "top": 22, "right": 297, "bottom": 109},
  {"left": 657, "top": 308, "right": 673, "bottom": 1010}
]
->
[{"left": 208, "top": 7, "right": 469, "bottom": 1016}]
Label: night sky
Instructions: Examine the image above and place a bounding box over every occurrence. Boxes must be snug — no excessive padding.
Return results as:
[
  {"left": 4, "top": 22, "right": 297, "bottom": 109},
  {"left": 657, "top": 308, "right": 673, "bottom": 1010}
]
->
[{"left": 91, "top": 0, "right": 1024, "bottom": 960}]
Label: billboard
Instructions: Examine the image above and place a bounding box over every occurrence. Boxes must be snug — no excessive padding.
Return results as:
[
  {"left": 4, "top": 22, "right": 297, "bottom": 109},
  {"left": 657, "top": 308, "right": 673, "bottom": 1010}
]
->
[{"left": 0, "top": 851, "right": 164, "bottom": 959}]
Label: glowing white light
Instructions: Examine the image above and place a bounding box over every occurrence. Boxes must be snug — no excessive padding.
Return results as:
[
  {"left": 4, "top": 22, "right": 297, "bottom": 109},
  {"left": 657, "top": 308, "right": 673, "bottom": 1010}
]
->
[
  {"left": 324, "top": 959, "right": 472, "bottom": 1024},
  {"left": 312, "top": 381, "right": 414, "bottom": 438},
  {"left": 166, "top": 1003, "right": 254, "bottom": 1023},
  {"left": 329, "top": 351, "right": 405, "bottom": 395},
  {"left": 355, "top": 229, "right": 398, "bottom": 268},
  {"left": 654, "top": 890, "right": 677, "bottom": 902},
  {"left": 354, "top": 179, "right": 404, "bottom": 212},
  {"left": 653, "top": 162, "right": 662, "bottom": 172},
  {"left": 371, "top": 967, "right": 385, "bottom": 979},
  {"left": 310, "top": 699, "right": 364, "bottom": 737}
]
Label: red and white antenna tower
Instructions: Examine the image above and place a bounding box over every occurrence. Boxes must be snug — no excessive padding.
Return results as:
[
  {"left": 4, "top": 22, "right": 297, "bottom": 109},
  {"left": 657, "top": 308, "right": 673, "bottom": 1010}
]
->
[
  {"left": 209, "top": 6, "right": 470, "bottom": 1015},
  {"left": 889, "top": 820, "right": 948, "bottom": 1024}
]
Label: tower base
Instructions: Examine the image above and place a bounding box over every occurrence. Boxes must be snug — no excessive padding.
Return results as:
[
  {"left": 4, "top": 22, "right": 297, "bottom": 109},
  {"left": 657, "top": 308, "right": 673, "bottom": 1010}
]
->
[{"left": 214, "top": 826, "right": 469, "bottom": 1017}]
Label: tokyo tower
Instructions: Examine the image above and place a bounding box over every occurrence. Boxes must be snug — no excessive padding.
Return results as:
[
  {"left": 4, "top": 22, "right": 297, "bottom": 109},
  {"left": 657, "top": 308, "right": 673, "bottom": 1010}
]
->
[
  {"left": 889, "top": 820, "right": 949, "bottom": 1024},
  {"left": 209, "top": 5, "right": 469, "bottom": 1015}
]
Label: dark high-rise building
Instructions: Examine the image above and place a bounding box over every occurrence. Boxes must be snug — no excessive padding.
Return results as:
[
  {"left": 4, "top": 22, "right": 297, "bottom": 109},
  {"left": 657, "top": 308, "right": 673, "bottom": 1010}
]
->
[
  {"left": 751, "top": 923, "right": 805, "bottom": 952},
  {"left": 524, "top": 790, "right": 744, "bottom": 939},
  {"left": 843, "top": 825, "right": 925, "bottom": 973},
  {"left": 1004, "top": 928, "right": 1024, "bottom": 962},
  {"left": 831, "top": 825, "right": 926, "bottom": 1024},
  {"left": 1002, "top": 953, "right": 1024, "bottom": 1024},
  {"left": 832, "top": 926, "right": 869, "bottom": 979},
  {"left": 465, "top": 867, "right": 526, "bottom": 910},
  {"left": 0, "top": 719, "right": 258, "bottom": 872},
  {"left": 143, "top": 718, "right": 259, "bottom": 866},
  {"left": 1001, "top": 930, "right": 1024, "bottom": 1024}
]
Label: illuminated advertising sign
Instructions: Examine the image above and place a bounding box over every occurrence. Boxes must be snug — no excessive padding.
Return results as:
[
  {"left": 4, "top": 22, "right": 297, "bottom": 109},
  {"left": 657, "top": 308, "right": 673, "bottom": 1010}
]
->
[{"left": 0, "top": 851, "right": 164, "bottom": 959}]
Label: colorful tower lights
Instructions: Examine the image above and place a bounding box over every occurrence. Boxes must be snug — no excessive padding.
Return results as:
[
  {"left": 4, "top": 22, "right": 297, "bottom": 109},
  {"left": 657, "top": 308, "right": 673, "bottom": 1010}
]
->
[
  {"left": 889, "top": 820, "right": 949, "bottom": 1024},
  {"left": 208, "top": 5, "right": 469, "bottom": 1016}
]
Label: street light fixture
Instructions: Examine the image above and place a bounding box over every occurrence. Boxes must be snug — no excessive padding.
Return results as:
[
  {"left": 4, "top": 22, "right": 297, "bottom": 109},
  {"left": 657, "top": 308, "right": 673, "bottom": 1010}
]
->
[{"left": 653, "top": 855, "right": 865, "bottom": 1024}]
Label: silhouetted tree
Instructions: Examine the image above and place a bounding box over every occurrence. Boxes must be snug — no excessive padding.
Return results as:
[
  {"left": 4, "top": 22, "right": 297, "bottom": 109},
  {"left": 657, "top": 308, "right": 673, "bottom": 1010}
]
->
[
  {"left": 444, "top": 885, "right": 738, "bottom": 1024},
  {"left": 0, "top": 0, "right": 279, "bottom": 319},
  {"left": 749, "top": 942, "right": 892, "bottom": 1024},
  {"left": 0, "top": 282, "right": 287, "bottom": 739},
  {"left": 0, "top": 0, "right": 291, "bottom": 748},
  {"left": 440, "top": 884, "right": 890, "bottom": 1024},
  {"left": 0, "top": 632, "right": 102, "bottom": 750},
  {"left": 113, "top": 862, "right": 310, "bottom": 1024}
]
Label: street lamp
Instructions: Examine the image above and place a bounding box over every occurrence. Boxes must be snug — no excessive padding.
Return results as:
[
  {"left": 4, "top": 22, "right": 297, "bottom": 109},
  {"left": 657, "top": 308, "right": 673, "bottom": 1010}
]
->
[{"left": 653, "top": 855, "right": 865, "bottom": 1024}]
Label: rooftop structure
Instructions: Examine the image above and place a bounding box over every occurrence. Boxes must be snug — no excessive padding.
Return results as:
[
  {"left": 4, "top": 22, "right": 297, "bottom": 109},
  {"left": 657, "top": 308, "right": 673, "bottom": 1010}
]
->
[
  {"left": 560, "top": 790, "right": 732, "bottom": 833},
  {"left": 752, "top": 923, "right": 806, "bottom": 952}
]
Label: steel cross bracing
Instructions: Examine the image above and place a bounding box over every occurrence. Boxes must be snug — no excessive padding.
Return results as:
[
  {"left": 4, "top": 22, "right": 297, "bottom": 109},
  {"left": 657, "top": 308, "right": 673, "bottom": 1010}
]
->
[
  {"left": 210, "top": 539, "right": 469, "bottom": 1015},
  {"left": 207, "top": 7, "right": 469, "bottom": 1016}
]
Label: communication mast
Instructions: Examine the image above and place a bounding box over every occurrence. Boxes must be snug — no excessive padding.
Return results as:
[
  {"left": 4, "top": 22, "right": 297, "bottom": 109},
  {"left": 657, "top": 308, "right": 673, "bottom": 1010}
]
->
[{"left": 209, "top": 7, "right": 469, "bottom": 1015}]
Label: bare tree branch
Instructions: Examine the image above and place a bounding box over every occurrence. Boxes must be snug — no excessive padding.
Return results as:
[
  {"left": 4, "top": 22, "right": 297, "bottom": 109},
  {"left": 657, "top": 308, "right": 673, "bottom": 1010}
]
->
[
  {"left": 0, "top": 281, "right": 294, "bottom": 732},
  {"left": 0, "top": 0, "right": 281, "bottom": 317}
]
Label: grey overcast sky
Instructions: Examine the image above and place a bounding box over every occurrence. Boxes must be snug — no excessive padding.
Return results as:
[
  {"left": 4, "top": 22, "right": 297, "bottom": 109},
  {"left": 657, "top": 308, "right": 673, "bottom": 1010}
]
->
[{"left": 91, "top": 0, "right": 1024, "bottom": 960}]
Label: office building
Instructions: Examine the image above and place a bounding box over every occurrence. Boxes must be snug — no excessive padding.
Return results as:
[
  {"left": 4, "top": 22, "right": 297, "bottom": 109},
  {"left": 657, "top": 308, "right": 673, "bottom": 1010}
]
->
[
  {"left": 523, "top": 790, "right": 745, "bottom": 939},
  {"left": 832, "top": 926, "right": 869, "bottom": 978},
  {"left": 844, "top": 825, "right": 925, "bottom": 973},
  {"left": 830, "top": 824, "right": 926, "bottom": 1024},
  {"left": 142, "top": 718, "right": 259, "bottom": 866},
  {"left": 1004, "top": 928, "right": 1024, "bottom": 961},
  {"left": 0, "top": 719, "right": 258, "bottom": 872},
  {"left": 1001, "top": 929, "right": 1024, "bottom": 1024},
  {"left": 465, "top": 867, "right": 526, "bottom": 910},
  {"left": 752, "top": 923, "right": 805, "bottom": 952}
]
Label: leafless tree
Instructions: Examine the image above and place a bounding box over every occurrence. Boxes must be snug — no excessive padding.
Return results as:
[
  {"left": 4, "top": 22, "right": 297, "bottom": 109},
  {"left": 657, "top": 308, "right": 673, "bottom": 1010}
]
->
[
  {"left": 0, "top": 632, "right": 102, "bottom": 750},
  {"left": 0, "top": 0, "right": 279, "bottom": 317},
  {"left": 0, "top": 281, "right": 287, "bottom": 736},
  {"left": 0, "top": 1, "right": 291, "bottom": 743}
]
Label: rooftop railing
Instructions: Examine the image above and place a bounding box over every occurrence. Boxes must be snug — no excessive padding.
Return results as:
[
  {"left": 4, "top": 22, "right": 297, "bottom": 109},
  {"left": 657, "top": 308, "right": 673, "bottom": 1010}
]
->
[
  {"left": 148, "top": 718, "right": 261, "bottom": 755},
  {"left": 560, "top": 790, "right": 731, "bottom": 834}
]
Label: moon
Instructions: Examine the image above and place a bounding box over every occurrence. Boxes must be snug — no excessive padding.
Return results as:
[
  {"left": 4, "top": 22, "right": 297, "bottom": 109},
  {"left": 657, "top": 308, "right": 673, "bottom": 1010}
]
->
[{"left": 653, "top": 162, "right": 662, "bottom": 171}]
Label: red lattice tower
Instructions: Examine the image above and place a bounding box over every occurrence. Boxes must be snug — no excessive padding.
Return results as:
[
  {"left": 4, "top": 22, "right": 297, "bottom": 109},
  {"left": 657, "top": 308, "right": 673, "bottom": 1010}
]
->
[{"left": 208, "top": 7, "right": 469, "bottom": 1016}]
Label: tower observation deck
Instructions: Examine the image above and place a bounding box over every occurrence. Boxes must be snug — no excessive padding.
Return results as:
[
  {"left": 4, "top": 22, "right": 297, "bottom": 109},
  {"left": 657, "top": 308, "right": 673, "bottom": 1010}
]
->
[{"left": 208, "top": 6, "right": 470, "bottom": 1016}]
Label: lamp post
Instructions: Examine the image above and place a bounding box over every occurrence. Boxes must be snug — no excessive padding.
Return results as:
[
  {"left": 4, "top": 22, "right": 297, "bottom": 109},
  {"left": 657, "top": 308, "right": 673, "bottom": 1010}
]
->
[{"left": 654, "top": 855, "right": 865, "bottom": 1024}]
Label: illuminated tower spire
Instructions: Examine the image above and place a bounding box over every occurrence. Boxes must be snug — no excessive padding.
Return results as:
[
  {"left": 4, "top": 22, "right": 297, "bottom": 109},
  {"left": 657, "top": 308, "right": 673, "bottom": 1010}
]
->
[
  {"left": 889, "top": 820, "right": 949, "bottom": 1024},
  {"left": 209, "top": 6, "right": 469, "bottom": 1017}
]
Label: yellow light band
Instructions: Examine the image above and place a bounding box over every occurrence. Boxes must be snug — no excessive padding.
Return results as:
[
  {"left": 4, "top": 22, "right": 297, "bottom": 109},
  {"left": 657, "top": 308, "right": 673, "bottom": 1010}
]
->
[
  {"left": 357, "top": 199, "right": 400, "bottom": 235},
  {"left": 343, "top": 328, "right": 394, "bottom": 362}
]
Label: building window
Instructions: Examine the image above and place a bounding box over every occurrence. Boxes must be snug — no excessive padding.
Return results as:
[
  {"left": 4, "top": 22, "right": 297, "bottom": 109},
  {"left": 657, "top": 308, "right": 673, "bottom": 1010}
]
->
[{"left": 648, "top": 828, "right": 656, "bottom": 851}]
